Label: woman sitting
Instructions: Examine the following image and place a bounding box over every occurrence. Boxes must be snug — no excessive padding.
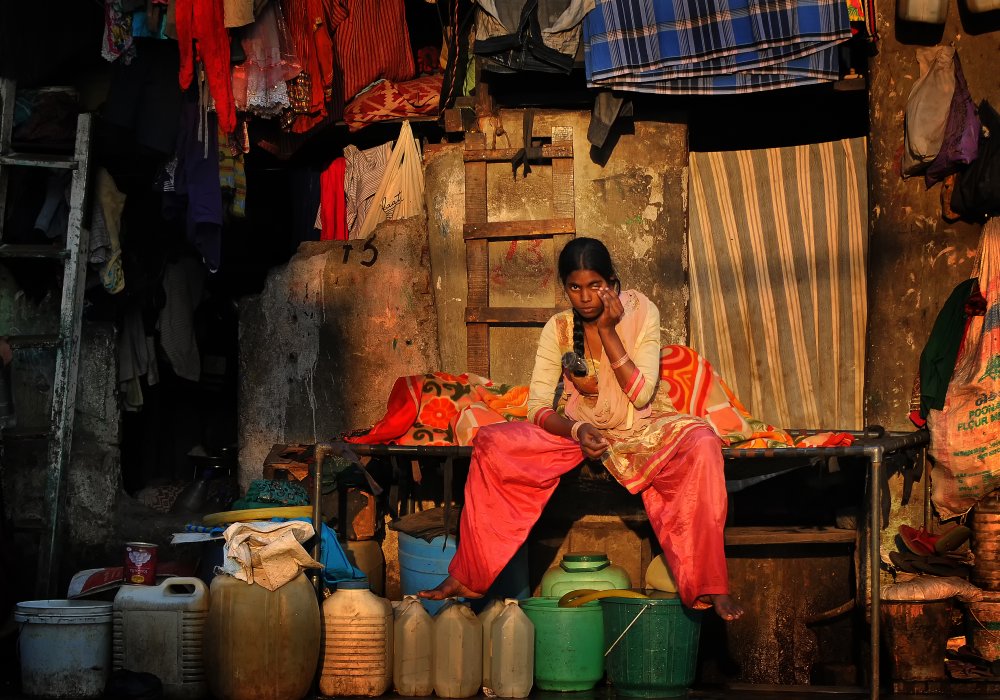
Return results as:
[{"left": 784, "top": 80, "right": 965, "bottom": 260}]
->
[{"left": 420, "top": 237, "right": 743, "bottom": 620}]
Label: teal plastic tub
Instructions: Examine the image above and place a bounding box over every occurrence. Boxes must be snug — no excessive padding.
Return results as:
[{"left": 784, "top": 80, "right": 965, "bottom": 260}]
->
[{"left": 601, "top": 596, "right": 702, "bottom": 698}]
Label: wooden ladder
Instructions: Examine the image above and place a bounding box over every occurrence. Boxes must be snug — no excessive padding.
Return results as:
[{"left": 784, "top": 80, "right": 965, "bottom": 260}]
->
[
  {"left": 463, "top": 124, "right": 575, "bottom": 377},
  {"left": 0, "top": 77, "right": 94, "bottom": 596}
]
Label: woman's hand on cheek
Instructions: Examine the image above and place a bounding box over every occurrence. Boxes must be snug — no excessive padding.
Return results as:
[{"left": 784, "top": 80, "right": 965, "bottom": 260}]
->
[{"left": 596, "top": 287, "right": 624, "bottom": 329}]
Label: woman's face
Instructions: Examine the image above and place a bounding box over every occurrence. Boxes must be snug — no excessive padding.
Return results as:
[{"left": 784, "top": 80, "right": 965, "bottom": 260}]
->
[{"left": 564, "top": 269, "right": 612, "bottom": 321}]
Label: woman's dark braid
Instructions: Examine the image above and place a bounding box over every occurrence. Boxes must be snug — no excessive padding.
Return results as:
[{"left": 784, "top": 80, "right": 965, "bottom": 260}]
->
[{"left": 572, "top": 308, "right": 586, "bottom": 362}]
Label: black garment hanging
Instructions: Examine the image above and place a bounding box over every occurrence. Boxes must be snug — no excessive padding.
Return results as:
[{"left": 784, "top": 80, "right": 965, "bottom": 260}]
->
[{"left": 474, "top": 0, "right": 576, "bottom": 75}]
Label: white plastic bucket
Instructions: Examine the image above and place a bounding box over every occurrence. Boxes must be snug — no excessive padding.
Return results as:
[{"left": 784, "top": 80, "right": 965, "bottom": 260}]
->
[{"left": 15, "top": 600, "right": 113, "bottom": 698}]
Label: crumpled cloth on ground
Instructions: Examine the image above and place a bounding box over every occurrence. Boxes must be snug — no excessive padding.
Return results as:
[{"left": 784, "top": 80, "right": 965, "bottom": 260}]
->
[{"left": 220, "top": 520, "right": 323, "bottom": 590}]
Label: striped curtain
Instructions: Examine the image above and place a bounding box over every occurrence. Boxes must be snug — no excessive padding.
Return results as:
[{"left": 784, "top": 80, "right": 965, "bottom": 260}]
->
[{"left": 687, "top": 138, "right": 868, "bottom": 430}]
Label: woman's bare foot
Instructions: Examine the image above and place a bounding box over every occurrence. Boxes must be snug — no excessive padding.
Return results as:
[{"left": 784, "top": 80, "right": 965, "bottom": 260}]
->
[
  {"left": 418, "top": 576, "right": 483, "bottom": 601},
  {"left": 708, "top": 594, "right": 744, "bottom": 621}
]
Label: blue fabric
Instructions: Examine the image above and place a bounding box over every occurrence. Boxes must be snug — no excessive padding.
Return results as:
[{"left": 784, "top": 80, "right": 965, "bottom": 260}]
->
[
  {"left": 583, "top": 0, "right": 852, "bottom": 94},
  {"left": 279, "top": 518, "right": 366, "bottom": 585}
]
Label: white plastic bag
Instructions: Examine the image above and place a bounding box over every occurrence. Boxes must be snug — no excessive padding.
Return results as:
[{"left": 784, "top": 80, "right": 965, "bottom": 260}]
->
[
  {"left": 902, "top": 45, "right": 957, "bottom": 177},
  {"left": 355, "top": 120, "right": 425, "bottom": 238}
]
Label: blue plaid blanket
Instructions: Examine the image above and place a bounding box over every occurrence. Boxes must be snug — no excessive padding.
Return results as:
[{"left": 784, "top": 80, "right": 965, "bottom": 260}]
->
[{"left": 583, "top": 0, "right": 852, "bottom": 94}]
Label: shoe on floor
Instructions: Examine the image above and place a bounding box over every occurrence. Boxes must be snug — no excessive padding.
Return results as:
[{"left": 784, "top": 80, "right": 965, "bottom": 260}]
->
[
  {"left": 935, "top": 524, "right": 972, "bottom": 553},
  {"left": 899, "top": 524, "right": 938, "bottom": 557},
  {"left": 889, "top": 550, "right": 923, "bottom": 574},
  {"left": 912, "top": 556, "right": 971, "bottom": 578}
]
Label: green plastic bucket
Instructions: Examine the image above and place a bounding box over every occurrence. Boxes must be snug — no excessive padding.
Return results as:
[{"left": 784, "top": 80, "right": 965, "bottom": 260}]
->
[
  {"left": 601, "top": 596, "right": 702, "bottom": 698},
  {"left": 520, "top": 597, "right": 605, "bottom": 691}
]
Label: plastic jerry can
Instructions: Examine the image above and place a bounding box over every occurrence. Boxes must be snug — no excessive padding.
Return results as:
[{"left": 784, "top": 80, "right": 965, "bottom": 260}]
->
[
  {"left": 477, "top": 599, "right": 504, "bottom": 689},
  {"left": 540, "top": 552, "right": 631, "bottom": 598},
  {"left": 204, "top": 573, "right": 321, "bottom": 700},
  {"left": 967, "top": 0, "right": 1000, "bottom": 10},
  {"left": 432, "top": 599, "right": 483, "bottom": 698},
  {"left": 320, "top": 579, "right": 393, "bottom": 696},
  {"left": 393, "top": 596, "right": 434, "bottom": 696},
  {"left": 489, "top": 599, "right": 534, "bottom": 698},
  {"left": 112, "top": 577, "right": 209, "bottom": 700},
  {"left": 897, "top": 0, "right": 948, "bottom": 23}
]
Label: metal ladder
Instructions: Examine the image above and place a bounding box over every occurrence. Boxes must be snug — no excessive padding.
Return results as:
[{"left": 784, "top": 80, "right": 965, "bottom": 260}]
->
[{"left": 0, "top": 77, "right": 94, "bottom": 596}]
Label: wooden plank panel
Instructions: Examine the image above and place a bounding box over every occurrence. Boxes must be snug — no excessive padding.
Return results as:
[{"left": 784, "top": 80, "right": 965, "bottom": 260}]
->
[
  {"left": 463, "top": 144, "right": 573, "bottom": 162},
  {"left": 465, "top": 132, "right": 490, "bottom": 376},
  {"left": 465, "top": 307, "right": 559, "bottom": 324},
  {"left": 467, "top": 323, "right": 489, "bottom": 377},
  {"left": 550, "top": 126, "right": 575, "bottom": 306},
  {"left": 724, "top": 526, "right": 856, "bottom": 546},
  {"left": 0, "top": 244, "right": 69, "bottom": 259},
  {"left": 8, "top": 334, "right": 61, "bottom": 349},
  {"left": 0, "top": 153, "right": 77, "bottom": 169},
  {"left": 463, "top": 218, "right": 575, "bottom": 240},
  {"left": 3, "top": 426, "right": 51, "bottom": 441},
  {"left": 550, "top": 127, "right": 575, "bottom": 219},
  {"left": 465, "top": 132, "right": 488, "bottom": 309}
]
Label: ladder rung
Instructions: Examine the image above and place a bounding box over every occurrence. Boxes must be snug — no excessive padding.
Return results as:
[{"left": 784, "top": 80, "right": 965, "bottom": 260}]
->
[
  {"left": 463, "top": 144, "right": 573, "bottom": 162},
  {"left": 12, "top": 518, "right": 45, "bottom": 532},
  {"left": 466, "top": 307, "right": 560, "bottom": 324},
  {"left": 464, "top": 218, "right": 576, "bottom": 240},
  {"left": 3, "top": 426, "right": 51, "bottom": 441},
  {"left": 0, "top": 244, "right": 69, "bottom": 259},
  {"left": 8, "top": 334, "right": 62, "bottom": 349},
  {"left": 724, "top": 526, "right": 857, "bottom": 546},
  {"left": 0, "top": 152, "right": 78, "bottom": 169}
]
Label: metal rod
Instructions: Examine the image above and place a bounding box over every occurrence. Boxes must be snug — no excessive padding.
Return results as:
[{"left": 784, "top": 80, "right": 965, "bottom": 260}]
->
[
  {"left": 312, "top": 443, "right": 329, "bottom": 593},
  {"left": 604, "top": 605, "right": 649, "bottom": 657},
  {"left": 869, "top": 447, "right": 884, "bottom": 700}
]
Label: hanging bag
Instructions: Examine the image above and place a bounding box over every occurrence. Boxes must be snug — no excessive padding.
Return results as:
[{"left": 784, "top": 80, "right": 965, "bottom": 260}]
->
[
  {"left": 951, "top": 100, "right": 1000, "bottom": 219},
  {"left": 902, "top": 45, "right": 957, "bottom": 178},
  {"left": 928, "top": 217, "right": 1000, "bottom": 519},
  {"left": 924, "top": 51, "right": 980, "bottom": 187},
  {"left": 355, "top": 120, "right": 425, "bottom": 238}
]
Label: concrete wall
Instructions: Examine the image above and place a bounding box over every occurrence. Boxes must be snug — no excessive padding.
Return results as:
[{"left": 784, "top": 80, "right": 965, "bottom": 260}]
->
[
  {"left": 238, "top": 216, "right": 441, "bottom": 486},
  {"left": 425, "top": 110, "right": 689, "bottom": 384},
  {"left": 866, "top": 1, "right": 1000, "bottom": 585},
  {"left": 2, "top": 319, "right": 120, "bottom": 594},
  {"left": 865, "top": 4, "right": 999, "bottom": 432}
]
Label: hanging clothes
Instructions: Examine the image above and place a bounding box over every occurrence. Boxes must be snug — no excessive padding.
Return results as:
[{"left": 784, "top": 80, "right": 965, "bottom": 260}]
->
[
  {"left": 317, "top": 157, "right": 348, "bottom": 241},
  {"left": 102, "top": 0, "right": 136, "bottom": 64},
  {"left": 335, "top": 0, "right": 416, "bottom": 104},
  {"left": 170, "top": 86, "right": 224, "bottom": 271},
  {"left": 344, "top": 141, "right": 392, "bottom": 237},
  {"left": 474, "top": 0, "right": 588, "bottom": 74},
  {"left": 582, "top": 0, "right": 852, "bottom": 94},
  {"left": 158, "top": 256, "right": 206, "bottom": 383},
  {"left": 175, "top": 0, "right": 237, "bottom": 133},
  {"left": 94, "top": 168, "right": 127, "bottom": 295},
  {"left": 284, "top": 0, "right": 348, "bottom": 132},
  {"left": 231, "top": 0, "right": 302, "bottom": 118}
]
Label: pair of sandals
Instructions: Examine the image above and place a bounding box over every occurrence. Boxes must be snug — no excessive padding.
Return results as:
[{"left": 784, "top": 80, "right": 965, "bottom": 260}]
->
[{"left": 888, "top": 524, "right": 972, "bottom": 577}]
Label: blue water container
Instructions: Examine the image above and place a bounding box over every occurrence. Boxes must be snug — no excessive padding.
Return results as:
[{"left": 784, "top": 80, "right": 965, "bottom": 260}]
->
[{"left": 397, "top": 532, "right": 529, "bottom": 614}]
